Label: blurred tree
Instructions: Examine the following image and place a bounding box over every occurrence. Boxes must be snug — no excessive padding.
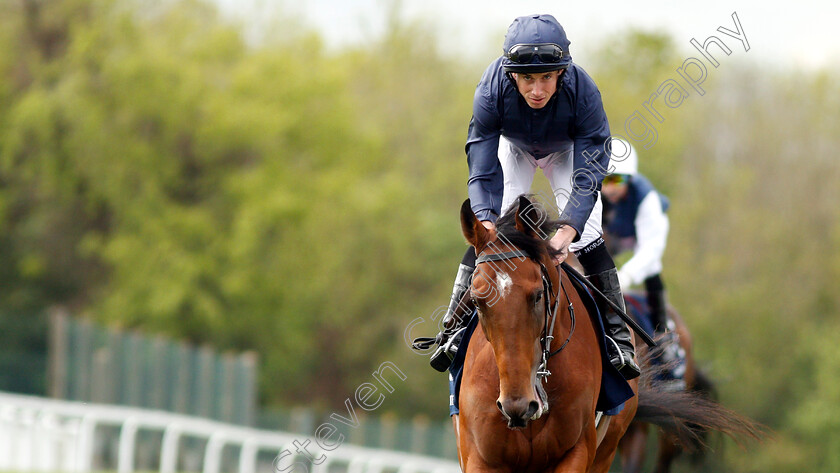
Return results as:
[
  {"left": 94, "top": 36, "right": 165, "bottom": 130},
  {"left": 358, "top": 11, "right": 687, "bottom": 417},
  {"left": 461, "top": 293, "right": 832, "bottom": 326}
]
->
[
  {"left": 0, "top": 0, "right": 474, "bottom": 413},
  {"left": 587, "top": 30, "right": 689, "bottom": 195}
]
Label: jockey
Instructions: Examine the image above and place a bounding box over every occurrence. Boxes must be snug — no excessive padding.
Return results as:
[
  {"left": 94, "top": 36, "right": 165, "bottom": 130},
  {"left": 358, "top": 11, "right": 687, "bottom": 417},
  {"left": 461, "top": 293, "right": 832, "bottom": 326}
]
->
[
  {"left": 601, "top": 143, "right": 686, "bottom": 389},
  {"left": 426, "top": 14, "right": 640, "bottom": 380}
]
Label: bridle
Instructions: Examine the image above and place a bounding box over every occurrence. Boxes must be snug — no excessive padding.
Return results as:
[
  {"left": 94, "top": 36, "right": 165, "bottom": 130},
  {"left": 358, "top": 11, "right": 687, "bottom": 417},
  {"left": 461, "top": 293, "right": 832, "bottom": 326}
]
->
[{"left": 474, "top": 249, "right": 576, "bottom": 383}]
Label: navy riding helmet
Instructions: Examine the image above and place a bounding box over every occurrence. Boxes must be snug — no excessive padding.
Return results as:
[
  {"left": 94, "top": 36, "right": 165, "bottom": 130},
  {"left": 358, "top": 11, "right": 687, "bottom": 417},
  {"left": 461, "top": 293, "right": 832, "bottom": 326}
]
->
[{"left": 502, "top": 14, "right": 572, "bottom": 73}]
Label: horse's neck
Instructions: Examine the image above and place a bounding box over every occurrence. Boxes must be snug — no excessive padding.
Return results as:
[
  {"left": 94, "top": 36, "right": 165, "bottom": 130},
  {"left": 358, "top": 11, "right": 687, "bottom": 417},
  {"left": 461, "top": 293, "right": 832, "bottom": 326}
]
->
[
  {"left": 546, "top": 266, "right": 572, "bottom": 347},
  {"left": 548, "top": 266, "right": 593, "bottom": 361}
]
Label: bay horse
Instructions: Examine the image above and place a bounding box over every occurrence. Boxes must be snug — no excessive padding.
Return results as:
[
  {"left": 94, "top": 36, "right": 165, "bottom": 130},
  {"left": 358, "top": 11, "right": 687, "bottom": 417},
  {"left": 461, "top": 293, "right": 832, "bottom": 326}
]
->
[{"left": 453, "top": 196, "right": 761, "bottom": 472}]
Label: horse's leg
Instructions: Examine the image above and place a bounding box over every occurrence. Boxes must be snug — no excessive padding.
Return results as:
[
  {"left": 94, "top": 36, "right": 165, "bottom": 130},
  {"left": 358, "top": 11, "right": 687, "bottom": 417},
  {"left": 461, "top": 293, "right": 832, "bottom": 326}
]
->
[
  {"left": 617, "top": 422, "right": 649, "bottom": 473},
  {"left": 653, "top": 434, "right": 679, "bottom": 473},
  {"left": 588, "top": 419, "right": 622, "bottom": 473},
  {"left": 455, "top": 414, "right": 514, "bottom": 473},
  {"left": 595, "top": 415, "right": 612, "bottom": 446},
  {"left": 452, "top": 414, "right": 465, "bottom": 471},
  {"left": 458, "top": 445, "right": 512, "bottom": 473},
  {"left": 462, "top": 462, "right": 510, "bottom": 473},
  {"left": 590, "top": 380, "right": 639, "bottom": 473}
]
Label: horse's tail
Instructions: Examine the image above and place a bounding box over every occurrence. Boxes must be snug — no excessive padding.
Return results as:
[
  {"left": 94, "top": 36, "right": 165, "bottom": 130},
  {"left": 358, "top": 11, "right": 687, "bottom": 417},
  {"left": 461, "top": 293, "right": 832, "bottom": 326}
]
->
[
  {"left": 685, "top": 366, "right": 719, "bottom": 462},
  {"left": 691, "top": 366, "right": 717, "bottom": 400},
  {"left": 635, "top": 378, "right": 763, "bottom": 452}
]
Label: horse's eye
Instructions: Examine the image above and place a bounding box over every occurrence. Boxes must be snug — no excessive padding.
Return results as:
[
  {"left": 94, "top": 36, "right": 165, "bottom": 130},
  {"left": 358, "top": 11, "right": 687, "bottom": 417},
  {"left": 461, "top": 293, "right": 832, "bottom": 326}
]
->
[{"left": 535, "top": 290, "right": 544, "bottom": 305}]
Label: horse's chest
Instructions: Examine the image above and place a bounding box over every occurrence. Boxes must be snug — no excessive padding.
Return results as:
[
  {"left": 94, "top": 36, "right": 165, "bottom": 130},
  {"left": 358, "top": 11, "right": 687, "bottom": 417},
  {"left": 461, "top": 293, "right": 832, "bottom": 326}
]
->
[{"left": 471, "top": 415, "right": 587, "bottom": 469}]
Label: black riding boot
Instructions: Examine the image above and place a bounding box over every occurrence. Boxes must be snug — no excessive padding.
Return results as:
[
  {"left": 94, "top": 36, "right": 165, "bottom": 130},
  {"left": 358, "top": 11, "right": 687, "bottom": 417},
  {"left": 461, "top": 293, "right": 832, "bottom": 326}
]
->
[
  {"left": 576, "top": 239, "right": 641, "bottom": 380},
  {"left": 428, "top": 263, "right": 475, "bottom": 372},
  {"left": 588, "top": 268, "right": 641, "bottom": 380},
  {"left": 645, "top": 275, "right": 686, "bottom": 390},
  {"left": 645, "top": 274, "right": 668, "bottom": 333}
]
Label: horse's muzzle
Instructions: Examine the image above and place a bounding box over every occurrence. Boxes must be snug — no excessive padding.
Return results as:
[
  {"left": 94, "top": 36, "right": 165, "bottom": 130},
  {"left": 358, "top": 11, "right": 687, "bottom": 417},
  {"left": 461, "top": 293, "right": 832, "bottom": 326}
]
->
[{"left": 497, "top": 397, "right": 541, "bottom": 429}]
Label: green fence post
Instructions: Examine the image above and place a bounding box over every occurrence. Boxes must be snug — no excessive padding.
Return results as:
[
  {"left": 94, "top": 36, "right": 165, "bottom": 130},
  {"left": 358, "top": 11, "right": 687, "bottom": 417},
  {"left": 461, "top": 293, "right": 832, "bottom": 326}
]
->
[
  {"left": 149, "top": 336, "right": 168, "bottom": 410},
  {"left": 188, "top": 345, "right": 201, "bottom": 416},
  {"left": 237, "top": 351, "right": 258, "bottom": 426},
  {"left": 123, "top": 332, "right": 143, "bottom": 407},
  {"left": 411, "top": 415, "right": 429, "bottom": 454},
  {"left": 347, "top": 412, "right": 365, "bottom": 445},
  {"left": 216, "top": 353, "right": 233, "bottom": 422},
  {"left": 173, "top": 341, "right": 191, "bottom": 414},
  {"left": 197, "top": 345, "right": 215, "bottom": 418},
  {"left": 90, "top": 326, "right": 115, "bottom": 404},
  {"left": 73, "top": 318, "right": 93, "bottom": 402},
  {"left": 113, "top": 329, "right": 129, "bottom": 405},
  {"left": 289, "top": 407, "right": 315, "bottom": 435},
  {"left": 380, "top": 413, "right": 398, "bottom": 450},
  {"left": 47, "top": 308, "right": 70, "bottom": 399},
  {"left": 442, "top": 420, "right": 458, "bottom": 460}
]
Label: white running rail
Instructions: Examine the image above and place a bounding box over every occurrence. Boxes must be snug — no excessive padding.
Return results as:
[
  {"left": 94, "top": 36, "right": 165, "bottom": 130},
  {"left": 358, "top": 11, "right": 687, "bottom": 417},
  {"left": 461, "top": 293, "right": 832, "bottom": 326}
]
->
[{"left": 0, "top": 392, "right": 461, "bottom": 473}]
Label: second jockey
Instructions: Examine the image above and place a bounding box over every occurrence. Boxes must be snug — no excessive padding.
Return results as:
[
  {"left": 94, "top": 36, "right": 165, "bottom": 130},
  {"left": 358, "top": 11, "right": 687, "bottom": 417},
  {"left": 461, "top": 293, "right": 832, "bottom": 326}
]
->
[{"left": 601, "top": 143, "right": 686, "bottom": 390}]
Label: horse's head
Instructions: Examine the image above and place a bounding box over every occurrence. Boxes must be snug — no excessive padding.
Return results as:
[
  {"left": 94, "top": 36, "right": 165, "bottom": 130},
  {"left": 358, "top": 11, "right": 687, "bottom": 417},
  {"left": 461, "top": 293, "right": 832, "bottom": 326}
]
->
[{"left": 461, "top": 196, "right": 563, "bottom": 429}]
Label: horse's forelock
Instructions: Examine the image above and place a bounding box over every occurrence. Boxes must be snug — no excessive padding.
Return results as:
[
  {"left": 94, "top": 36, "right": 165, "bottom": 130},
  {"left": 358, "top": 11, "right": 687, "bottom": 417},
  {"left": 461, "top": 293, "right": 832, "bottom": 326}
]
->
[{"left": 494, "top": 197, "right": 565, "bottom": 261}]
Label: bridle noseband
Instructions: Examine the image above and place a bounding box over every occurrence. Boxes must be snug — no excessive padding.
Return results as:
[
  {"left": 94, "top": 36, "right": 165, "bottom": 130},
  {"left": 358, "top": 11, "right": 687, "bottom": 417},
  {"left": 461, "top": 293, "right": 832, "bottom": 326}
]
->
[{"left": 474, "top": 249, "right": 575, "bottom": 382}]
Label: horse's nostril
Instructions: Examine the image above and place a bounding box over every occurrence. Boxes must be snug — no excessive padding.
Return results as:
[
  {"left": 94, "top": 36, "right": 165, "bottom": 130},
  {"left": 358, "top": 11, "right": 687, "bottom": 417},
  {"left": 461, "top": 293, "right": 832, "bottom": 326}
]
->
[
  {"left": 528, "top": 400, "right": 540, "bottom": 416},
  {"left": 496, "top": 400, "right": 504, "bottom": 414}
]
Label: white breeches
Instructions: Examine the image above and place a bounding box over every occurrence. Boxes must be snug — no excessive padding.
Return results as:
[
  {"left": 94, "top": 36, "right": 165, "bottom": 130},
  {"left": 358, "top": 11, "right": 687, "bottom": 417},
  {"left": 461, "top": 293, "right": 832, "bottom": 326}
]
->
[{"left": 498, "top": 137, "right": 604, "bottom": 252}]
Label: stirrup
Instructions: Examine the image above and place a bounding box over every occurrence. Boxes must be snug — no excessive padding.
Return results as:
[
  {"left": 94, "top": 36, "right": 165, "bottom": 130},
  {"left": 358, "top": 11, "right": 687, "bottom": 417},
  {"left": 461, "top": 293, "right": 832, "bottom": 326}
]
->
[
  {"left": 429, "top": 327, "right": 466, "bottom": 372},
  {"left": 606, "top": 336, "right": 625, "bottom": 367},
  {"left": 411, "top": 336, "right": 436, "bottom": 351},
  {"left": 605, "top": 336, "right": 640, "bottom": 380}
]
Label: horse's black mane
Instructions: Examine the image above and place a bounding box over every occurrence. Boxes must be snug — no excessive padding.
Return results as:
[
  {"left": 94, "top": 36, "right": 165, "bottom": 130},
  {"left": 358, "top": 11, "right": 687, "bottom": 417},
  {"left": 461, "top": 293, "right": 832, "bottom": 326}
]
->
[{"left": 494, "top": 196, "right": 566, "bottom": 262}]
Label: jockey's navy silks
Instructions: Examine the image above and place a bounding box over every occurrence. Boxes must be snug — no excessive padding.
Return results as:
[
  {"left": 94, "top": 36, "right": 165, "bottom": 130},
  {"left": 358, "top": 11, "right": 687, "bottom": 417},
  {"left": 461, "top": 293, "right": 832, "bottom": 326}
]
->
[
  {"left": 466, "top": 59, "right": 611, "bottom": 238},
  {"left": 605, "top": 174, "right": 670, "bottom": 239}
]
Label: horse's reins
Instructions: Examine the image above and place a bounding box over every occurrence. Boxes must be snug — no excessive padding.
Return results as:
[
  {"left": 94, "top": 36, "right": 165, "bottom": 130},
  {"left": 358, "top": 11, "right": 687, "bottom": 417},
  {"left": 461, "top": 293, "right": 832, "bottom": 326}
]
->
[
  {"left": 537, "top": 260, "right": 575, "bottom": 379},
  {"left": 475, "top": 250, "right": 575, "bottom": 382}
]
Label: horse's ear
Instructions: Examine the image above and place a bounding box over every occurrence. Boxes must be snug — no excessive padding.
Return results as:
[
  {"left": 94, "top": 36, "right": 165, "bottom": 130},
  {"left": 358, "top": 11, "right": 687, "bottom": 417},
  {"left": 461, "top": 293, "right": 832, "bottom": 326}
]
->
[
  {"left": 460, "top": 199, "right": 490, "bottom": 251},
  {"left": 514, "top": 195, "right": 543, "bottom": 238}
]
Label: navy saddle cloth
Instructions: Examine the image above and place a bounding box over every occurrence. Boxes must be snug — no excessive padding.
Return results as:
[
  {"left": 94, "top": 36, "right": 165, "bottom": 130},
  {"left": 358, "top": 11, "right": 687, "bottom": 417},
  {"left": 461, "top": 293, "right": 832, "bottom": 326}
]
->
[
  {"left": 448, "top": 268, "right": 635, "bottom": 416},
  {"left": 623, "top": 292, "right": 656, "bottom": 337}
]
